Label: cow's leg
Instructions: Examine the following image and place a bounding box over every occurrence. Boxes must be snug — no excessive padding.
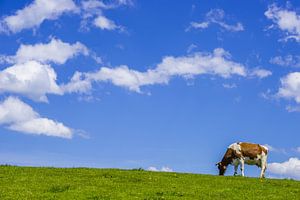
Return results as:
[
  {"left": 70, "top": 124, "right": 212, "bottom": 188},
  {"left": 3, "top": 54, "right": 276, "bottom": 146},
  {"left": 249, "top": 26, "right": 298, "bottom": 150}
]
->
[
  {"left": 260, "top": 155, "right": 267, "bottom": 178},
  {"left": 234, "top": 164, "right": 239, "bottom": 176},
  {"left": 239, "top": 159, "right": 245, "bottom": 177},
  {"left": 233, "top": 159, "right": 239, "bottom": 176}
]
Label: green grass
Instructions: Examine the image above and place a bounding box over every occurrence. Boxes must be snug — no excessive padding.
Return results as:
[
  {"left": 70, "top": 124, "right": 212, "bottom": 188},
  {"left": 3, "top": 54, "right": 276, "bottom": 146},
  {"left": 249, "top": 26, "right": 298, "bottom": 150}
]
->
[{"left": 0, "top": 166, "right": 299, "bottom": 199}]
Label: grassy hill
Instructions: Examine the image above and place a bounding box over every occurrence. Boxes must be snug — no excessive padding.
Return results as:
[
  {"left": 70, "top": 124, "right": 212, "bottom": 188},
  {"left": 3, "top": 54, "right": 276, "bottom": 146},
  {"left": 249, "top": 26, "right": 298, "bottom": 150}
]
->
[{"left": 0, "top": 166, "right": 299, "bottom": 199}]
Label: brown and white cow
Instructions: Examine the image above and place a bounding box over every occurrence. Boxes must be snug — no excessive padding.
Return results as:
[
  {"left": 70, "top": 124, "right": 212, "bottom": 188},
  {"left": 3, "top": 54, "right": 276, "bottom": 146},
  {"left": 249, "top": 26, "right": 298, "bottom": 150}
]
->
[{"left": 216, "top": 142, "right": 268, "bottom": 178}]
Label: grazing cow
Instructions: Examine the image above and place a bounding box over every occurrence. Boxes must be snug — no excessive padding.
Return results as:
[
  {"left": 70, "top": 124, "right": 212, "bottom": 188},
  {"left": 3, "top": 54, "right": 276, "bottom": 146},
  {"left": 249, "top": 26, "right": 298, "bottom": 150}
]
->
[{"left": 216, "top": 142, "right": 268, "bottom": 178}]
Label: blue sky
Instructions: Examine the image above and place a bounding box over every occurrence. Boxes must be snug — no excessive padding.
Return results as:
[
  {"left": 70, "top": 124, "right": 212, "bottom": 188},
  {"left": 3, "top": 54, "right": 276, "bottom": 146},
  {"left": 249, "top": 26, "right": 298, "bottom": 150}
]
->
[{"left": 0, "top": 0, "right": 300, "bottom": 179}]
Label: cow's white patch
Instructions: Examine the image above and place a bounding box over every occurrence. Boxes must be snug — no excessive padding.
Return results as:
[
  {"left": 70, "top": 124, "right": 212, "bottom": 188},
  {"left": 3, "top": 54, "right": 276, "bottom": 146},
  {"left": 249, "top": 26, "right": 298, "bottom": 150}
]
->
[
  {"left": 228, "top": 142, "right": 241, "bottom": 153},
  {"left": 261, "top": 145, "right": 268, "bottom": 155}
]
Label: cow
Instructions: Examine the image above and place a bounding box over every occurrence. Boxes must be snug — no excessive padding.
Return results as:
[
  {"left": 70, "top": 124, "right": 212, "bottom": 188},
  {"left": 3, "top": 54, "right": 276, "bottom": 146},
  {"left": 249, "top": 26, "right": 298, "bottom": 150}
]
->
[{"left": 216, "top": 142, "right": 268, "bottom": 178}]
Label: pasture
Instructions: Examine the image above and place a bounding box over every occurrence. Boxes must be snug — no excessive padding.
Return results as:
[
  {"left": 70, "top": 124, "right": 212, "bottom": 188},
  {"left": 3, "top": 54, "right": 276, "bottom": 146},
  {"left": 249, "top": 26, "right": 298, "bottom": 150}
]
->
[{"left": 0, "top": 165, "right": 299, "bottom": 199}]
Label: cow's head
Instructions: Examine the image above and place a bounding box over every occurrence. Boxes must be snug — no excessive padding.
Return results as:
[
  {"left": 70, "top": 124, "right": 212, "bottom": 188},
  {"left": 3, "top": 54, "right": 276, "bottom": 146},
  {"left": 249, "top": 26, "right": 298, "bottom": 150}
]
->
[{"left": 216, "top": 162, "right": 227, "bottom": 175}]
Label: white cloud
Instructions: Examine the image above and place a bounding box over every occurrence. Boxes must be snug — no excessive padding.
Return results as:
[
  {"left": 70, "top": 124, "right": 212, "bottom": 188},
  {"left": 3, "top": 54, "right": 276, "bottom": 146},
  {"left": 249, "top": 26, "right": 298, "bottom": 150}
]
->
[
  {"left": 0, "top": 61, "right": 62, "bottom": 102},
  {"left": 116, "top": 0, "right": 133, "bottom": 6},
  {"left": 80, "top": 0, "right": 108, "bottom": 23},
  {"left": 1, "top": 38, "right": 89, "bottom": 65},
  {"left": 62, "top": 71, "right": 92, "bottom": 94},
  {"left": 0, "top": 96, "right": 72, "bottom": 138},
  {"left": 0, "top": 0, "right": 78, "bottom": 33},
  {"left": 161, "top": 166, "right": 173, "bottom": 172},
  {"left": 189, "top": 9, "right": 244, "bottom": 32},
  {"left": 80, "top": 0, "right": 129, "bottom": 31},
  {"left": 270, "top": 55, "right": 300, "bottom": 68},
  {"left": 268, "top": 158, "right": 300, "bottom": 180},
  {"left": 216, "top": 21, "right": 244, "bottom": 32},
  {"left": 9, "top": 118, "right": 71, "bottom": 138},
  {"left": 250, "top": 68, "right": 272, "bottom": 79},
  {"left": 222, "top": 83, "right": 237, "bottom": 89},
  {"left": 186, "top": 44, "right": 198, "bottom": 53},
  {"left": 81, "top": 0, "right": 132, "bottom": 12},
  {"left": 147, "top": 166, "right": 173, "bottom": 172},
  {"left": 286, "top": 105, "right": 300, "bottom": 112},
  {"left": 156, "top": 48, "right": 247, "bottom": 78},
  {"left": 63, "top": 48, "right": 271, "bottom": 94},
  {"left": 147, "top": 166, "right": 159, "bottom": 171},
  {"left": 0, "top": 0, "right": 131, "bottom": 33},
  {"left": 277, "top": 72, "right": 300, "bottom": 104},
  {"left": 190, "top": 22, "right": 209, "bottom": 29},
  {"left": 64, "top": 48, "right": 261, "bottom": 93},
  {"left": 82, "top": 0, "right": 108, "bottom": 12},
  {"left": 93, "top": 15, "right": 120, "bottom": 30},
  {"left": 0, "top": 38, "right": 101, "bottom": 101},
  {"left": 87, "top": 65, "right": 167, "bottom": 92},
  {"left": 260, "top": 89, "right": 273, "bottom": 100},
  {"left": 265, "top": 4, "right": 300, "bottom": 42}
]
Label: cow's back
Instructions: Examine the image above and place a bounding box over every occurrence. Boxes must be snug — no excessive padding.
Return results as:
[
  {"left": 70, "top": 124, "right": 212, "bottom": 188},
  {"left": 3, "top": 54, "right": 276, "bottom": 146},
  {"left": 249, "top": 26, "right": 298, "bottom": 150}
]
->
[{"left": 239, "top": 142, "right": 267, "bottom": 158}]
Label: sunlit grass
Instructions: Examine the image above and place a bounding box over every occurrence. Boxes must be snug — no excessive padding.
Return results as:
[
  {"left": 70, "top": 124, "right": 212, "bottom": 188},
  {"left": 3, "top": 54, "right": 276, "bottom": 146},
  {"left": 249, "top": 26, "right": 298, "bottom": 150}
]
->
[{"left": 0, "top": 165, "right": 299, "bottom": 199}]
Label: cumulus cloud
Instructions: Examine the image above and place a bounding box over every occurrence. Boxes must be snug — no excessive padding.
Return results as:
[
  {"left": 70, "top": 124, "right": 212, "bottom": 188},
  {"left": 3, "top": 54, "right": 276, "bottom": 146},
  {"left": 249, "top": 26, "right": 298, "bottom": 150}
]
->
[
  {"left": 0, "top": 96, "right": 72, "bottom": 138},
  {"left": 62, "top": 48, "right": 271, "bottom": 94},
  {"left": 0, "top": 45, "right": 269, "bottom": 101},
  {"left": 190, "top": 22, "right": 210, "bottom": 29},
  {"left": 81, "top": 0, "right": 109, "bottom": 12},
  {"left": 0, "top": 0, "right": 130, "bottom": 33},
  {"left": 249, "top": 68, "right": 272, "bottom": 79},
  {"left": 62, "top": 71, "right": 92, "bottom": 94},
  {"left": 63, "top": 48, "right": 260, "bottom": 93},
  {"left": 265, "top": 4, "right": 300, "bottom": 42},
  {"left": 188, "top": 9, "right": 244, "bottom": 32},
  {"left": 0, "top": 0, "right": 78, "bottom": 34},
  {"left": 147, "top": 166, "right": 173, "bottom": 172},
  {"left": 80, "top": 0, "right": 129, "bottom": 31},
  {"left": 116, "top": 0, "right": 133, "bottom": 6},
  {"left": 0, "top": 47, "right": 267, "bottom": 100},
  {"left": 0, "top": 61, "right": 62, "bottom": 102},
  {"left": 268, "top": 158, "right": 300, "bottom": 180},
  {"left": 277, "top": 72, "right": 300, "bottom": 104},
  {"left": 93, "top": 15, "right": 121, "bottom": 30},
  {"left": 81, "top": 0, "right": 132, "bottom": 13},
  {"left": 0, "top": 38, "right": 89, "bottom": 65},
  {"left": 270, "top": 55, "right": 300, "bottom": 68},
  {"left": 0, "top": 38, "right": 101, "bottom": 101}
]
